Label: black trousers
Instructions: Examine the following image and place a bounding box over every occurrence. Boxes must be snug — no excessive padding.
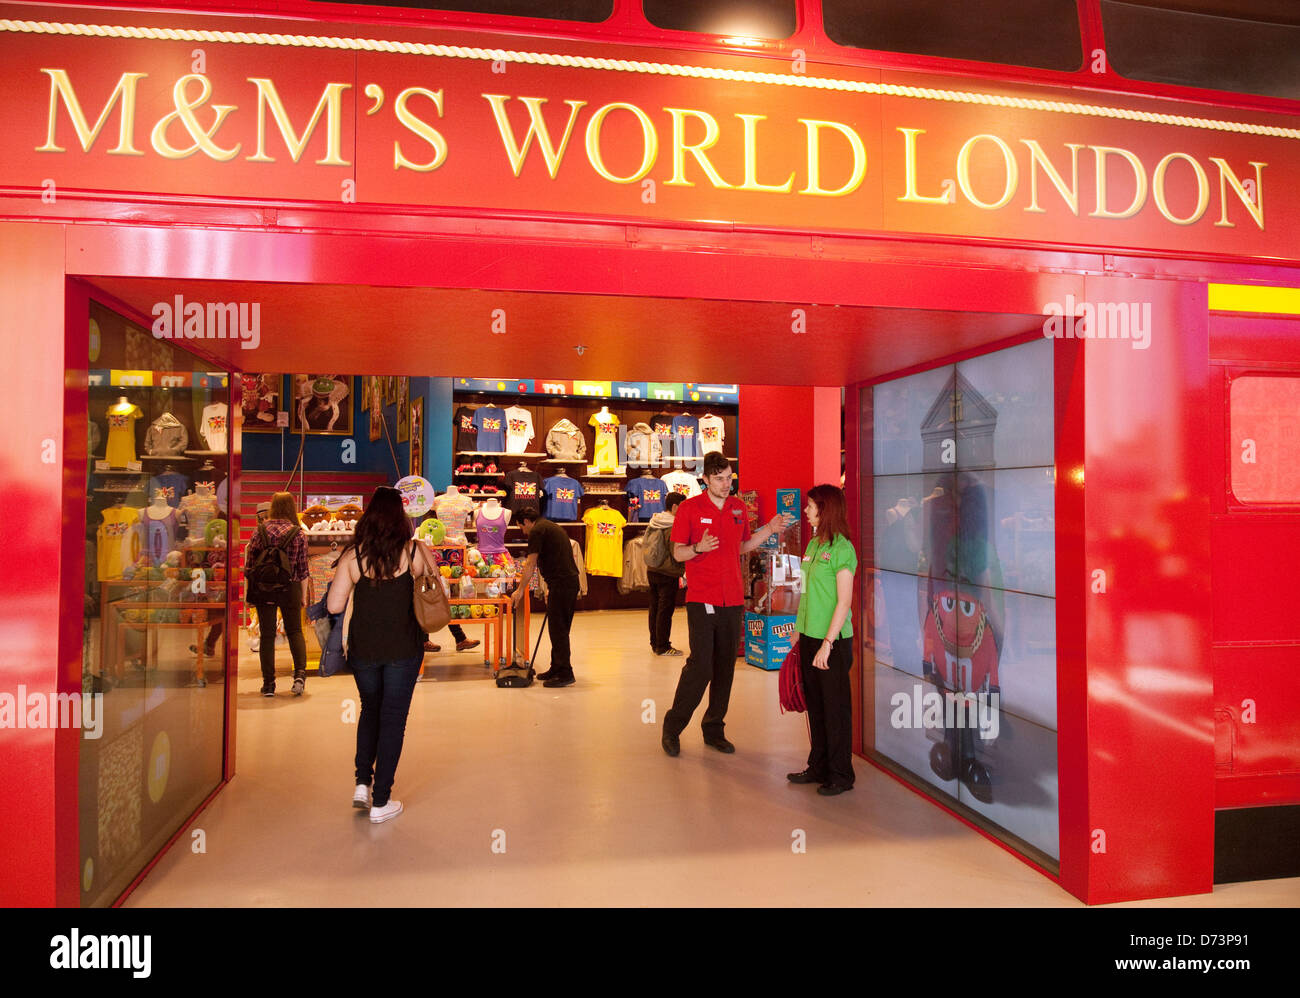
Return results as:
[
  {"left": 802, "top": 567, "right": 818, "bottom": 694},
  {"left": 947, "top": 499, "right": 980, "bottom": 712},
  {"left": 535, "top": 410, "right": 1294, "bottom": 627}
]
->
[
  {"left": 798, "top": 633, "right": 855, "bottom": 787},
  {"left": 664, "top": 603, "right": 743, "bottom": 739},
  {"left": 253, "top": 581, "right": 307, "bottom": 683},
  {"left": 646, "top": 570, "right": 678, "bottom": 653},
  {"left": 545, "top": 580, "right": 580, "bottom": 677}
]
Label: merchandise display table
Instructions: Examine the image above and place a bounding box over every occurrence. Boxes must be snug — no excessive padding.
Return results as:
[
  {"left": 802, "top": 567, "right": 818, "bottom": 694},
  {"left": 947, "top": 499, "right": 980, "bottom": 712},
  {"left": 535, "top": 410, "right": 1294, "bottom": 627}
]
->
[
  {"left": 108, "top": 600, "right": 216, "bottom": 687},
  {"left": 443, "top": 597, "right": 510, "bottom": 669},
  {"left": 100, "top": 580, "right": 224, "bottom": 683},
  {"left": 419, "top": 594, "right": 530, "bottom": 677}
]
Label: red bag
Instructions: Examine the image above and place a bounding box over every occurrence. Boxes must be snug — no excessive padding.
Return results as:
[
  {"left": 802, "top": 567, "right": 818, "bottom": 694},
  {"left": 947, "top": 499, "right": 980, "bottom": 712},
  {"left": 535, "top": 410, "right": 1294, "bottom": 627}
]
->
[{"left": 779, "top": 643, "right": 805, "bottom": 714}]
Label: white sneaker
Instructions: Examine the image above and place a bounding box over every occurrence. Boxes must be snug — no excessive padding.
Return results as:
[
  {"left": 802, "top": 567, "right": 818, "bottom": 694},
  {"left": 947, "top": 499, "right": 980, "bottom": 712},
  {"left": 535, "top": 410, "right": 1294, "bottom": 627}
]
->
[
  {"left": 352, "top": 784, "right": 370, "bottom": 809},
  {"left": 369, "top": 800, "right": 403, "bottom": 823},
  {"left": 249, "top": 637, "right": 260, "bottom": 652}
]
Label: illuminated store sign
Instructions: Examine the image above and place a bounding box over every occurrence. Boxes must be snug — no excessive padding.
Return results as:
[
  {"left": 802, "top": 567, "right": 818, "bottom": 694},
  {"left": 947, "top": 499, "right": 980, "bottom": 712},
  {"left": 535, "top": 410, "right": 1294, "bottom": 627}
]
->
[{"left": 1, "top": 13, "right": 1294, "bottom": 257}]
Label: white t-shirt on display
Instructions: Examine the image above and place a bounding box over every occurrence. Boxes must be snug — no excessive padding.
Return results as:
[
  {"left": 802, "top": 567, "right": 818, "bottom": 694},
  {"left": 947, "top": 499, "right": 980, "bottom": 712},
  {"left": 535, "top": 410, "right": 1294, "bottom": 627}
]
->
[
  {"left": 200, "top": 403, "right": 229, "bottom": 453},
  {"left": 662, "top": 470, "right": 703, "bottom": 499},
  {"left": 698, "top": 414, "right": 725, "bottom": 456},
  {"left": 504, "top": 405, "right": 535, "bottom": 455}
]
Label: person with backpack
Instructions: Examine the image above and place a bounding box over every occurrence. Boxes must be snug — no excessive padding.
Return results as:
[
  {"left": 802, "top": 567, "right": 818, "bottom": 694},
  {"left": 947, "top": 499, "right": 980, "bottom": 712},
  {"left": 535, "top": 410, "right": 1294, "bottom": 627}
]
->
[
  {"left": 643, "top": 492, "right": 686, "bottom": 656},
  {"left": 326, "top": 486, "right": 438, "bottom": 823},
  {"left": 245, "top": 492, "right": 309, "bottom": 697}
]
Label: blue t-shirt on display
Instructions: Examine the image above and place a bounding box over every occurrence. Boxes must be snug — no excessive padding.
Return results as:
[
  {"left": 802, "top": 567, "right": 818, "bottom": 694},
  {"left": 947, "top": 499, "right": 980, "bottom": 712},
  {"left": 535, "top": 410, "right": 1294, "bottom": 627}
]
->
[
  {"left": 671, "top": 414, "right": 700, "bottom": 460},
  {"left": 542, "top": 475, "right": 584, "bottom": 522},
  {"left": 148, "top": 471, "right": 189, "bottom": 508},
  {"left": 473, "top": 406, "right": 507, "bottom": 452},
  {"left": 626, "top": 477, "right": 668, "bottom": 522}
]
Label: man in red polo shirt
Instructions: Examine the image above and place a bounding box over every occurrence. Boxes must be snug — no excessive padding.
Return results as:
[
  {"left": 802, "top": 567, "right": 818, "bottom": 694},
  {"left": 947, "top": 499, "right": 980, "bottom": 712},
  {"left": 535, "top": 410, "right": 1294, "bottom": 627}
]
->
[{"left": 662, "top": 451, "right": 791, "bottom": 756}]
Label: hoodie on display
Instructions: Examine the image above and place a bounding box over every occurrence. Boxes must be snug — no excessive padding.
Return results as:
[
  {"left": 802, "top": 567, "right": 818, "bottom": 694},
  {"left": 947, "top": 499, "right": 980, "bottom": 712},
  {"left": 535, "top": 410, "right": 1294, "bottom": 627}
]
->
[
  {"left": 625, "top": 422, "right": 662, "bottom": 467},
  {"left": 545, "top": 419, "right": 587, "bottom": 462}
]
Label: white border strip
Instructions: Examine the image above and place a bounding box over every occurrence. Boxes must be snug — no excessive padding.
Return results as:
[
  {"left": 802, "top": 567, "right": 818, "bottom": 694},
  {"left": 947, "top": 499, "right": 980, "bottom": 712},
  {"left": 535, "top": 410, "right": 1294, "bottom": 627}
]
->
[{"left": 2, "top": 17, "right": 1298, "bottom": 140}]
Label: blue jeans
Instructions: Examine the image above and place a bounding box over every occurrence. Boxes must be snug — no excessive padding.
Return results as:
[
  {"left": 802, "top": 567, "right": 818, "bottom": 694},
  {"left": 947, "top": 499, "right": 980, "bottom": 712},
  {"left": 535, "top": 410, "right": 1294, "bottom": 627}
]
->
[{"left": 351, "top": 656, "right": 422, "bottom": 807}]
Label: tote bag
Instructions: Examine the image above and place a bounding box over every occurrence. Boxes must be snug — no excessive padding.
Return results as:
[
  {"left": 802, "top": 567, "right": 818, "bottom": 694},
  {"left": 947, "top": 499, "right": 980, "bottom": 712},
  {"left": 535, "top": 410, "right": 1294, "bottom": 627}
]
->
[{"left": 411, "top": 541, "right": 452, "bottom": 634}]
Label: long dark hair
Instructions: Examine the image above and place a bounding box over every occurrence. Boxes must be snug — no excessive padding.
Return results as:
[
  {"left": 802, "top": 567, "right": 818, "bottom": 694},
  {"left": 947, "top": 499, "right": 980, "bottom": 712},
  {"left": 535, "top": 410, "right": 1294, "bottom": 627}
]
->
[
  {"left": 808, "top": 484, "right": 851, "bottom": 548},
  {"left": 341, "top": 486, "right": 412, "bottom": 580}
]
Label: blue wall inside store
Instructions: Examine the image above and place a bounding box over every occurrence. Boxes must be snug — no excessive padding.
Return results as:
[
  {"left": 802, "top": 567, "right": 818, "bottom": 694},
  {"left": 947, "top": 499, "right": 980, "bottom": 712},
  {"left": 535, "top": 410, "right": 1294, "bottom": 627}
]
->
[{"left": 243, "top": 377, "right": 452, "bottom": 487}]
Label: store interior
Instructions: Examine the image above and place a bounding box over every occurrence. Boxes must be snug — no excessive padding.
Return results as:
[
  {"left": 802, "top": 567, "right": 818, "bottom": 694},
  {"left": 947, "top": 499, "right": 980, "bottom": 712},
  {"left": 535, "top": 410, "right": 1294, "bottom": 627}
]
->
[{"left": 74, "top": 275, "right": 1070, "bottom": 906}]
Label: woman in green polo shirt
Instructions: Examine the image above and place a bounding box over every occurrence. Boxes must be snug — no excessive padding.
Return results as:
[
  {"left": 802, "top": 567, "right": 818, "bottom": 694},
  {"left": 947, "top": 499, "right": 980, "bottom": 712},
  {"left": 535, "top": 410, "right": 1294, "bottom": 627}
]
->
[{"left": 787, "top": 484, "right": 858, "bottom": 796}]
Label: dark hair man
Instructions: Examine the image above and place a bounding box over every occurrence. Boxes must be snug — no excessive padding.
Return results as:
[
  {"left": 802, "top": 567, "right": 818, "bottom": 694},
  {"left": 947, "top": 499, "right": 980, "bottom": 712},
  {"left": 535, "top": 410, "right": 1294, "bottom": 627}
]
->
[
  {"left": 512, "top": 507, "right": 581, "bottom": 688},
  {"left": 661, "top": 451, "right": 792, "bottom": 756}
]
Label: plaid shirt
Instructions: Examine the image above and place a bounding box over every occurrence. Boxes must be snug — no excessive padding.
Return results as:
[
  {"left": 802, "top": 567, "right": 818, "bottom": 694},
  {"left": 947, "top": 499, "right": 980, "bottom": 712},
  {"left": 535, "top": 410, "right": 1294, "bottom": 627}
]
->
[{"left": 247, "top": 518, "right": 309, "bottom": 582}]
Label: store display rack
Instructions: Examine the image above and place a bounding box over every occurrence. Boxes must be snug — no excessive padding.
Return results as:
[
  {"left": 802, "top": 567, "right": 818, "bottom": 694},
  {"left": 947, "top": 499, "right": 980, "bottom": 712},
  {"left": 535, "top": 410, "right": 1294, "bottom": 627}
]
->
[{"left": 450, "top": 388, "right": 739, "bottom": 612}]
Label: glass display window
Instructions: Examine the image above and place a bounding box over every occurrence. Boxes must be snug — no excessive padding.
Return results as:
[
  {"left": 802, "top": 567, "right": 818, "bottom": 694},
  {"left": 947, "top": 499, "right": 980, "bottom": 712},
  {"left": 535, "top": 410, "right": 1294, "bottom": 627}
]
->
[{"left": 79, "top": 300, "right": 230, "bottom": 907}]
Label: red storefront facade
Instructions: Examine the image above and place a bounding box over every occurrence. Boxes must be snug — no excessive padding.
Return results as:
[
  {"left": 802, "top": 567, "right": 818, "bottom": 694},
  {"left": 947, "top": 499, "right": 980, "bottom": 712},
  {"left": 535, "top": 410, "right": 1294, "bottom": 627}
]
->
[{"left": 2, "top": 0, "right": 1297, "bottom": 906}]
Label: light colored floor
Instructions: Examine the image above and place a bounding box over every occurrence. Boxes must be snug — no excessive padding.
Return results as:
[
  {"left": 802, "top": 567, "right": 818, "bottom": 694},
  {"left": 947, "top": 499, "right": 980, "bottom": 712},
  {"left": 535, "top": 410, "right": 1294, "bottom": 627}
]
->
[{"left": 125, "top": 611, "right": 1300, "bottom": 907}]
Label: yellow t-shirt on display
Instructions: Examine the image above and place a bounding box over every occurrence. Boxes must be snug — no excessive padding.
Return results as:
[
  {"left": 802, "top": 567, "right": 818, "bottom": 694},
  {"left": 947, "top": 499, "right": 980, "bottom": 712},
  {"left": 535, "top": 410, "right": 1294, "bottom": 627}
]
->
[
  {"left": 105, "top": 402, "right": 143, "bottom": 468},
  {"left": 588, "top": 412, "right": 620, "bottom": 472},
  {"left": 97, "top": 506, "right": 141, "bottom": 580},
  {"left": 582, "top": 505, "right": 627, "bottom": 577}
]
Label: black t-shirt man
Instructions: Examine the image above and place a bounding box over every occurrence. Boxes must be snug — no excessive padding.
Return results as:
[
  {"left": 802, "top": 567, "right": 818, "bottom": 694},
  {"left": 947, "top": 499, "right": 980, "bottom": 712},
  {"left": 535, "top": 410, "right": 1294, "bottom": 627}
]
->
[
  {"left": 523, "top": 516, "right": 578, "bottom": 584},
  {"left": 514, "top": 511, "right": 580, "bottom": 686}
]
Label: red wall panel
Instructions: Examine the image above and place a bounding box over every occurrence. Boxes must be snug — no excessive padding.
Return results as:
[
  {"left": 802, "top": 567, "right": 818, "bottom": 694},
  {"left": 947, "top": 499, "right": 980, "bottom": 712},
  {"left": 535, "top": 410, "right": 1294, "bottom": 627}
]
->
[
  {"left": 0, "top": 222, "right": 77, "bottom": 907},
  {"left": 1080, "top": 277, "right": 1215, "bottom": 902}
]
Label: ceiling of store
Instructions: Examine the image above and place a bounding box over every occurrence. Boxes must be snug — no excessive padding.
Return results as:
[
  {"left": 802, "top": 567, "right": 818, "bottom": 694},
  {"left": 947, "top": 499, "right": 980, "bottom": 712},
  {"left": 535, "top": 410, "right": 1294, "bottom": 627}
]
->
[{"left": 85, "top": 277, "right": 1044, "bottom": 386}]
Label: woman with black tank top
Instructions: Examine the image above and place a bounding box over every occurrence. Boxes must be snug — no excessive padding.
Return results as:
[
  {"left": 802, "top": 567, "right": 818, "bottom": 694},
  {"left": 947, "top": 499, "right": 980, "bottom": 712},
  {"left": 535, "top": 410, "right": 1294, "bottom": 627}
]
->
[{"left": 327, "top": 486, "right": 436, "bottom": 823}]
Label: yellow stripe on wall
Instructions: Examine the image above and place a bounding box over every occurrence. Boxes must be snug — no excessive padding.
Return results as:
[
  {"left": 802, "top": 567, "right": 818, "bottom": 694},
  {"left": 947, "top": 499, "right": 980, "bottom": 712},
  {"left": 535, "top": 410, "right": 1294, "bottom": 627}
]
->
[{"left": 1209, "top": 284, "right": 1300, "bottom": 316}]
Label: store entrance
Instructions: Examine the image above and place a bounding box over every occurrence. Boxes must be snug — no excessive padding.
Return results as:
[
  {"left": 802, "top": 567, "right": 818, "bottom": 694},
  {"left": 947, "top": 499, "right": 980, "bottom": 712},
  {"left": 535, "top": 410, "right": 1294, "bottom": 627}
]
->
[{"left": 75, "top": 271, "right": 1050, "bottom": 904}]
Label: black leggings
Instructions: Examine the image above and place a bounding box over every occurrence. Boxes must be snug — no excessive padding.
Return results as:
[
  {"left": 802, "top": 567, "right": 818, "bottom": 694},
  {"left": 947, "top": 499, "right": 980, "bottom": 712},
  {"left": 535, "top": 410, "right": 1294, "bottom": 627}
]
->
[{"left": 253, "top": 582, "right": 307, "bottom": 682}]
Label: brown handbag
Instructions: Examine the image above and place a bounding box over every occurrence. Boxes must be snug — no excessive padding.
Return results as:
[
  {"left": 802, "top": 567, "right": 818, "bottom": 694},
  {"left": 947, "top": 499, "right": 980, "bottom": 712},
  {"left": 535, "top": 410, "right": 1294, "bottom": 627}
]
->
[{"left": 410, "top": 540, "right": 451, "bottom": 634}]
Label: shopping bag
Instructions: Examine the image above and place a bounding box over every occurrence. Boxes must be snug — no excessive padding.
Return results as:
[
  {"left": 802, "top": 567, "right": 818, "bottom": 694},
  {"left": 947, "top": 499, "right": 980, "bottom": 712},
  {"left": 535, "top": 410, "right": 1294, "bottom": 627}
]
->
[{"left": 778, "top": 643, "right": 805, "bottom": 714}]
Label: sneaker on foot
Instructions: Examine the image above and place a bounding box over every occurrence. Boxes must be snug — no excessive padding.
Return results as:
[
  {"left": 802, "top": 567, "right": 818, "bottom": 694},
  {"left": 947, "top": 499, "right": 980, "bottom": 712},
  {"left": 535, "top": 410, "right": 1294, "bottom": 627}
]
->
[
  {"left": 291, "top": 676, "right": 305, "bottom": 696},
  {"left": 352, "top": 784, "right": 370, "bottom": 809},
  {"left": 260, "top": 681, "right": 275, "bottom": 697},
  {"left": 662, "top": 646, "right": 684, "bottom": 656},
  {"left": 369, "top": 800, "right": 403, "bottom": 823}
]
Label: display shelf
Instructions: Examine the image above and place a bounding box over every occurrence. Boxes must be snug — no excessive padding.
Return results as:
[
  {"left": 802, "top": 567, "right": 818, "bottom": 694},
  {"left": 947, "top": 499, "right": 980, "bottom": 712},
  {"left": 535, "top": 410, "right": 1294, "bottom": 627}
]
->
[
  {"left": 92, "top": 467, "right": 147, "bottom": 476},
  {"left": 454, "top": 472, "right": 505, "bottom": 478},
  {"left": 456, "top": 451, "right": 545, "bottom": 458},
  {"left": 183, "top": 449, "right": 227, "bottom": 457},
  {"left": 139, "top": 453, "right": 197, "bottom": 462}
]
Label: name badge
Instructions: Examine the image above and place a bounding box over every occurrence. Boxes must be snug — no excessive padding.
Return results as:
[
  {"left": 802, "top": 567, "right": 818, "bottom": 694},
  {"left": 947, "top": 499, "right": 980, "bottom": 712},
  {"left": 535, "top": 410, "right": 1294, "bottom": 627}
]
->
[{"left": 700, "top": 517, "right": 712, "bottom": 524}]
